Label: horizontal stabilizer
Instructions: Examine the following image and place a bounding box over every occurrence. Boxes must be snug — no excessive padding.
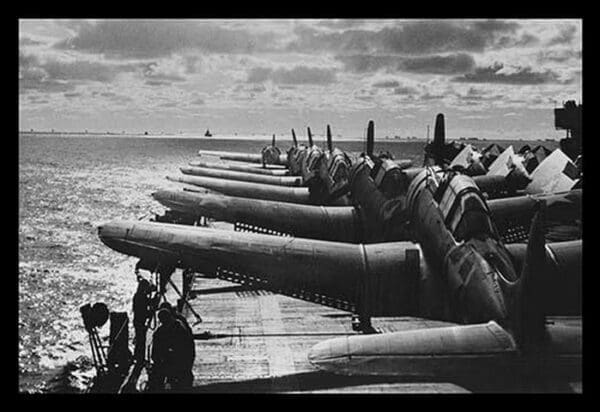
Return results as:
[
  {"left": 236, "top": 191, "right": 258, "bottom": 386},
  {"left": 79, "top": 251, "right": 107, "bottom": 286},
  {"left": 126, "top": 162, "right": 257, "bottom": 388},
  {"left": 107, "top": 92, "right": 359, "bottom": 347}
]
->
[
  {"left": 526, "top": 149, "right": 578, "bottom": 194},
  {"left": 449, "top": 144, "right": 474, "bottom": 169},
  {"left": 487, "top": 146, "right": 516, "bottom": 177}
]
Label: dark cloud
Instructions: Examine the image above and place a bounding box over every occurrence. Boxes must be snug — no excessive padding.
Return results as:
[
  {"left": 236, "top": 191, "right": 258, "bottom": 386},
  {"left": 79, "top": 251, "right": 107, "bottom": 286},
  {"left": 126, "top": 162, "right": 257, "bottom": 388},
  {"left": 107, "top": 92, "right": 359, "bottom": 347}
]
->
[
  {"left": 26, "top": 95, "right": 50, "bottom": 104},
  {"left": 379, "top": 20, "right": 523, "bottom": 54},
  {"left": 393, "top": 86, "right": 418, "bottom": 95},
  {"left": 273, "top": 66, "right": 337, "bottom": 84},
  {"left": 20, "top": 77, "right": 75, "bottom": 94},
  {"left": 372, "top": 80, "right": 400, "bottom": 88},
  {"left": 28, "top": 99, "right": 49, "bottom": 104},
  {"left": 247, "top": 67, "right": 273, "bottom": 83},
  {"left": 287, "top": 25, "right": 374, "bottom": 53},
  {"left": 401, "top": 53, "right": 476, "bottom": 74},
  {"left": 19, "top": 52, "right": 76, "bottom": 93},
  {"left": 537, "top": 49, "right": 581, "bottom": 63},
  {"left": 246, "top": 66, "right": 337, "bottom": 85},
  {"left": 290, "top": 20, "right": 522, "bottom": 56},
  {"left": 91, "top": 90, "right": 133, "bottom": 104},
  {"left": 19, "top": 52, "right": 143, "bottom": 94},
  {"left": 471, "top": 20, "right": 520, "bottom": 34},
  {"left": 145, "top": 80, "right": 172, "bottom": 87},
  {"left": 19, "top": 37, "right": 44, "bottom": 46},
  {"left": 19, "top": 52, "right": 40, "bottom": 70},
  {"left": 316, "top": 19, "right": 369, "bottom": 30},
  {"left": 376, "top": 22, "right": 490, "bottom": 54},
  {"left": 21, "top": 57, "right": 187, "bottom": 92},
  {"left": 420, "top": 92, "right": 445, "bottom": 100},
  {"left": 548, "top": 25, "right": 577, "bottom": 45},
  {"left": 452, "top": 63, "right": 569, "bottom": 85},
  {"left": 337, "top": 53, "right": 475, "bottom": 75},
  {"left": 54, "top": 20, "right": 277, "bottom": 59},
  {"left": 457, "top": 87, "right": 503, "bottom": 101},
  {"left": 106, "top": 93, "right": 134, "bottom": 103},
  {"left": 335, "top": 55, "right": 398, "bottom": 73},
  {"left": 42, "top": 60, "right": 122, "bottom": 82},
  {"left": 495, "top": 33, "right": 539, "bottom": 48}
]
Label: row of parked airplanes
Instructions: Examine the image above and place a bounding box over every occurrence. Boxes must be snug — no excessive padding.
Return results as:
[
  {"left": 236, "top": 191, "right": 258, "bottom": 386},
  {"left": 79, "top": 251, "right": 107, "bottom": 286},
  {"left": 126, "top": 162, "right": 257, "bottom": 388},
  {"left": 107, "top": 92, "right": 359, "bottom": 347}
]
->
[{"left": 98, "top": 113, "right": 581, "bottom": 381}]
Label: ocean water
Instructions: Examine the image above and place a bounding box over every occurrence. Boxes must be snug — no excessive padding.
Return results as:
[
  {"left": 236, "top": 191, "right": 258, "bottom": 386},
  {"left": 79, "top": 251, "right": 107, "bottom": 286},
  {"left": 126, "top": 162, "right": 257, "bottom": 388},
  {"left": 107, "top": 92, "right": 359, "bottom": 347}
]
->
[{"left": 18, "top": 134, "right": 559, "bottom": 392}]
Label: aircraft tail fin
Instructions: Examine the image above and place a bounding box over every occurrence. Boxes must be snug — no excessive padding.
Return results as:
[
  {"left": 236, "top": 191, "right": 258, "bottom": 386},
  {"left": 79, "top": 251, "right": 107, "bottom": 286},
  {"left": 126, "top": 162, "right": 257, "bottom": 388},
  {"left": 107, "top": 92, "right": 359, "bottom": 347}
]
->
[
  {"left": 291, "top": 129, "right": 298, "bottom": 147},
  {"left": 366, "top": 120, "right": 374, "bottom": 156},
  {"left": 307, "top": 127, "right": 314, "bottom": 147},
  {"left": 327, "top": 125, "right": 333, "bottom": 152},
  {"left": 513, "top": 200, "right": 547, "bottom": 349},
  {"left": 434, "top": 113, "right": 445, "bottom": 148}
]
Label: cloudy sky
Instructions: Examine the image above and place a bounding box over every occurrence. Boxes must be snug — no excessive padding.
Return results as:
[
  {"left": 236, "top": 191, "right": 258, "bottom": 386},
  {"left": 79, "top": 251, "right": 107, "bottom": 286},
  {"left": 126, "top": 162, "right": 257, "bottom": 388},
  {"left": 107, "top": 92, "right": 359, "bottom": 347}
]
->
[{"left": 19, "top": 19, "right": 582, "bottom": 140}]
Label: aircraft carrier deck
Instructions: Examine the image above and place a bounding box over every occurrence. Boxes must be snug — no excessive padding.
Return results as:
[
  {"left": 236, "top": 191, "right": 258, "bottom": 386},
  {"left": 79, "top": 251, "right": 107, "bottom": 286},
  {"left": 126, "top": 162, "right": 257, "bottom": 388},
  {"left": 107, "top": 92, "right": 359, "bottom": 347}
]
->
[{"left": 168, "top": 273, "right": 581, "bottom": 394}]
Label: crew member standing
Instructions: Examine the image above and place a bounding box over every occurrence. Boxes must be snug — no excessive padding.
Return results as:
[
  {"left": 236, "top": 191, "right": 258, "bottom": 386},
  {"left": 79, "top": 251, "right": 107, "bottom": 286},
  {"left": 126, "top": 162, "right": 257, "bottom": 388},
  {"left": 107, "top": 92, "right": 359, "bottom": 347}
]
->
[
  {"left": 148, "top": 308, "right": 194, "bottom": 392},
  {"left": 132, "top": 278, "right": 152, "bottom": 363},
  {"left": 157, "top": 302, "right": 195, "bottom": 391},
  {"left": 148, "top": 308, "right": 174, "bottom": 392},
  {"left": 158, "top": 302, "right": 193, "bottom": 335}
]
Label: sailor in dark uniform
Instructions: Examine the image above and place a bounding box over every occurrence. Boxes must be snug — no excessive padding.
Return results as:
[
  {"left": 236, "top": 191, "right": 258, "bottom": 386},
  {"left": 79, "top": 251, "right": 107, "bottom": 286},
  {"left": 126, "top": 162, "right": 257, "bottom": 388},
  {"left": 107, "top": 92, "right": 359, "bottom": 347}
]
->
[{"left": 132, "top": 278, "right": 152, "bottom": 363}]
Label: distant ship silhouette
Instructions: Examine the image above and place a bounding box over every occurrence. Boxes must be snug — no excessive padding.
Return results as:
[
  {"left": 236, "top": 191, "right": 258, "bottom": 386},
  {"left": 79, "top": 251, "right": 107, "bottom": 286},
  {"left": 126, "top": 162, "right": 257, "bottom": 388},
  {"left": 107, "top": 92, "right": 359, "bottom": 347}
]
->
[{"left": 205, "top": 129, "right": 212, "bottom": 137}]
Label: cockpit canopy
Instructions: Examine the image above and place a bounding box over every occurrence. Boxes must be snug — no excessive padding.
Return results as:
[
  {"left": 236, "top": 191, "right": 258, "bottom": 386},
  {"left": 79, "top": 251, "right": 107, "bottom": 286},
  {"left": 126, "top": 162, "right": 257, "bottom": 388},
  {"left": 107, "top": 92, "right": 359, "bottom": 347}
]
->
[{"left": 436, "top": 173, "right": 498, "bottom": 242}]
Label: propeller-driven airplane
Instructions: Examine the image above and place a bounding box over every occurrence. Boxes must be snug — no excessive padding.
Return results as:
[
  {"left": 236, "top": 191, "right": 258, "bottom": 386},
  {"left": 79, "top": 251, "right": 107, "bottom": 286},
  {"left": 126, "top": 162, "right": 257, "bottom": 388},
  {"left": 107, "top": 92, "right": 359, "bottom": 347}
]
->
[
  {"left": 308, "top": 203, "right": 580, "bottom": 379},
  {"left": 97, "top": 112, "right": 581, "bottom": 384},
  {"left": 98, "top": 164, "right": 581, "bottom": 380},
  {"left": 174, "top": 127, "right": 357, "bottom": 205},
  {"left": 197, "top": 133, "right": 287, "bottom": 166},
  {"left": 154, "top": 118, "right": 581, "bottom": 246}
]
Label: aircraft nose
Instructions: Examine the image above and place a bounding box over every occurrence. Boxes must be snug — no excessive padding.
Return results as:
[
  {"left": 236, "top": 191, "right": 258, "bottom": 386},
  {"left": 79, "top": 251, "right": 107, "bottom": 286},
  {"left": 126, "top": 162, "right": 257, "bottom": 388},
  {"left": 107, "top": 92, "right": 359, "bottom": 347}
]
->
[
  {"left": 97, "top": 220, "right": 132, "bottom": 250},
  {"left": 307, "top": 336, "right": 350, "bottom": 365},
  {"left": 151, "top": 190, "right": 167, "bottom": 202}
]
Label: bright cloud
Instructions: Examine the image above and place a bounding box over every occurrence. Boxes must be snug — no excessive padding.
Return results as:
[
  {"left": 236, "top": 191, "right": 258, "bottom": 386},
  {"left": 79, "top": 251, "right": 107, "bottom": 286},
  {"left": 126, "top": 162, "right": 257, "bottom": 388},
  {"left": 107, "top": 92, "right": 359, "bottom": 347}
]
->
[{"left": 19, "top": 19, "right": 582, "bottom": 140}]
